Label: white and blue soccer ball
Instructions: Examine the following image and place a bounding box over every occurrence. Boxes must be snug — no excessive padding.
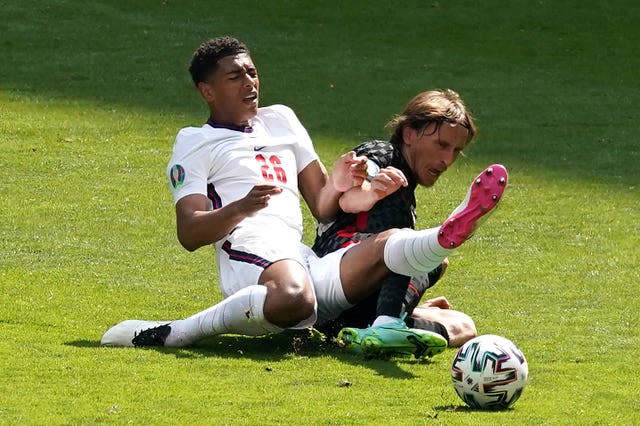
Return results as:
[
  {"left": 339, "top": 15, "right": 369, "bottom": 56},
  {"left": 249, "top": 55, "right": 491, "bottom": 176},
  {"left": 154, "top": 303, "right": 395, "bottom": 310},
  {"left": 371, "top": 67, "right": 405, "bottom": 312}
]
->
[{"left": 451, "top": 334, "right": 528, "bottom": 410}]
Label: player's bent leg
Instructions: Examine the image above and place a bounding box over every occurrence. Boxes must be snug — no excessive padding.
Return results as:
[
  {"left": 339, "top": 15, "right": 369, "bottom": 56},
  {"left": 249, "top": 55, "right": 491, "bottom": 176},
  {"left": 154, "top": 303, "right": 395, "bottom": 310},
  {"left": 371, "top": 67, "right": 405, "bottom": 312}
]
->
[
  {"left": 101, "top": 261, "right": 318, "bottom": 349},
  {"left": 101, "top": 285, "right": 291, "bottom": 348},
  {"left": 259, "top": 259, "right": 317, "bottom": 327},
  {"left": 170, "top": 262, "right": 318, "bottom": 346},
  {"left": 165, "top": 284, "right": 289, "bottom": 346}
]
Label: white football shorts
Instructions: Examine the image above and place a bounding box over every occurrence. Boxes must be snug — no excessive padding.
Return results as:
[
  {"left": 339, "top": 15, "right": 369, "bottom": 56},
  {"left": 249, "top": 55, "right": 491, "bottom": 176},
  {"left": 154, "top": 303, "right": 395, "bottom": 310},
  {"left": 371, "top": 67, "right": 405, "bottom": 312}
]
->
[{"left": 216, "top": 226, "right": 353, "bottom": 327}]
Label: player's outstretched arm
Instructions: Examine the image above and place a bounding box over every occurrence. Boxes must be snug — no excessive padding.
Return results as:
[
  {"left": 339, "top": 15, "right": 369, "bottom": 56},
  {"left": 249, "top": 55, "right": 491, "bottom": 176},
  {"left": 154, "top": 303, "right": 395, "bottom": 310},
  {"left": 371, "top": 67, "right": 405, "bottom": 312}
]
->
[
  {"left": 175, "top": 185, "right": 282, "bottom": 251},
  {"left": 299, "top": 152, "right": 367, "bottom": 223}
]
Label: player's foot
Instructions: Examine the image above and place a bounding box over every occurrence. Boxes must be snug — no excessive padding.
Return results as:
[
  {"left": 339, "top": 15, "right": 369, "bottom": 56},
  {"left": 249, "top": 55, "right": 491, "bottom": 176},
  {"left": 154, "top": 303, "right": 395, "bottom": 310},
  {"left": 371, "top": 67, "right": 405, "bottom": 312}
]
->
[
  {"left": 438, "top": 164, "right": 508, "bottom": 249},
  {"left": 336, "top": 327, "right": 367, "bottom": 355},
  {"left": 338, "top": 320, "right": 447, "bottom": 359},
  {"left": 132, "top": 324, "right": 172, "bottom": 347},
  {"left": 361, "top": 321, "right": 447, "bottom": 358},
  {"left": 100, "top": 320, "right": 171, "bottom": 347}
]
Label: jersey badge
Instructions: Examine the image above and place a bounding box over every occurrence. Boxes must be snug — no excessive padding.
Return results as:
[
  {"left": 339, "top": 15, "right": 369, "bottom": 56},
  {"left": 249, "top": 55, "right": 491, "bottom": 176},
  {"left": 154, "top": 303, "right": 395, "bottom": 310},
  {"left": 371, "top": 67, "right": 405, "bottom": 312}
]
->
[{"left": 169, "top": 164, "right": 186, "bottom": 189}]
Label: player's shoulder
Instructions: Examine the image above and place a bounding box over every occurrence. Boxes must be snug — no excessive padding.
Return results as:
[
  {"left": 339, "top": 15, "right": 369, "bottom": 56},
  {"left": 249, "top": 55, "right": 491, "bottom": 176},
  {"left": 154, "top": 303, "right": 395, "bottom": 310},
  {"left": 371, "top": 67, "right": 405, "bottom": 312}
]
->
[
  {"left": 175, "top": 124, "right": 208, "bottom": 140},
  {"left": 256, "top": 104, "right": 310, "bottom": 139},
  {"left": 174, "top": 123, "right": 230, "bottom": 145},
  {"left": 260, "top": 104, "right": 294, "bottom": 115},
  {"left": 355, "top": 140, "right": 394, "bottom": 164},
  {"left": 258, "top": 104, "right": 298, "bottom": 123},
  {"left": 355, "top": 139, "right": 391, "bottom": 151}
]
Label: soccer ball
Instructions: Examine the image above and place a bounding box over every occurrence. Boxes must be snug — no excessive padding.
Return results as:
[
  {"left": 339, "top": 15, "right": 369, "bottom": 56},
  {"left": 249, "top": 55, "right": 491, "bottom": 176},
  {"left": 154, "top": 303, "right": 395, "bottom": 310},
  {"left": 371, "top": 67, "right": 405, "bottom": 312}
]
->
[{"left": 451, "top": 334, "right": 528, "bottom": 410}]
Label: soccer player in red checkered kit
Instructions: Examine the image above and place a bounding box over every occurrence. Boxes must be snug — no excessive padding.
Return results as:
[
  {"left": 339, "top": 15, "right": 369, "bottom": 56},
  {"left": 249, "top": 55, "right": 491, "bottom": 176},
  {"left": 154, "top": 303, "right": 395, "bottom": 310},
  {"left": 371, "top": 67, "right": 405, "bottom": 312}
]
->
[
  {"left": 314, "top": 90, "right": 487, "bottom": 353},
  {"left": 101, "top": 37, "right": 507, "bottom": 358}
]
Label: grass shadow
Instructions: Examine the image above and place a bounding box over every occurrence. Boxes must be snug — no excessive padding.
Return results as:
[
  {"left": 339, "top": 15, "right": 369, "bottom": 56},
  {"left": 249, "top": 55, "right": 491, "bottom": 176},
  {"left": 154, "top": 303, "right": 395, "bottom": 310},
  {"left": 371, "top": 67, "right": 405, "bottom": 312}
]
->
[
  {"left": 433, "top": 404, "right": 517, "bottom": 413},
  {"left": 65, "top": 329, "right": 435, "bottom": 378},
  {"left": 186, "top": 330, "right": 438, "bottom": 379},
  {"left": 66, "top": 340, "right": 101, "bottom": 348}
]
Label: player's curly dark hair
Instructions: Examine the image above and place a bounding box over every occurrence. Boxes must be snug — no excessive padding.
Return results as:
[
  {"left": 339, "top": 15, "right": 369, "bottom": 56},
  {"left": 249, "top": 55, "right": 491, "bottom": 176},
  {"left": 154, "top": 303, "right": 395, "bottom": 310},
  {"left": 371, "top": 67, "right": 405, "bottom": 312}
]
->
[
  {"left": 188, "top": 36, "right": 249, "bottom": 85},
  {"left": 387, "top": 89, "right": 477, "bottom": 148}
]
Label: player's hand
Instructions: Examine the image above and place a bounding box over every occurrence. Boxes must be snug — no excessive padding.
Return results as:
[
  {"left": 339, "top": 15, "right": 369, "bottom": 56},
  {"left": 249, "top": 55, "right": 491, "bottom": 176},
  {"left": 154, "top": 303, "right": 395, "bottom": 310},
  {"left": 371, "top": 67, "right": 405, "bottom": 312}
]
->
[
  {"left": 332, "top": 151, "right": 368, "bottom": 192},
  {"left": 420, "top": 295, "right": 452, "bottom": 309},
  {"left": 236, "top": 184, "right": 282, "bottom": 216},
  {"left": 369, "top": 166, "right": 408, "bottom": 199}
]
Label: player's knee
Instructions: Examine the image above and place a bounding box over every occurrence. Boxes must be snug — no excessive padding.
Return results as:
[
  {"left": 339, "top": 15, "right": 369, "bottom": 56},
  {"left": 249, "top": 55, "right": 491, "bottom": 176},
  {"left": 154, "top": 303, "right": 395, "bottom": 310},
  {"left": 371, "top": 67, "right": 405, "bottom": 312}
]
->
[
  {"left": 265, "top": 280, "right": 315, "bottom": 324},
  {"left": 261, "top": 261, "right": 316, "bottom": 324},
  {"left": 282, "top": 281, "right": 315, "bottom": 317}
]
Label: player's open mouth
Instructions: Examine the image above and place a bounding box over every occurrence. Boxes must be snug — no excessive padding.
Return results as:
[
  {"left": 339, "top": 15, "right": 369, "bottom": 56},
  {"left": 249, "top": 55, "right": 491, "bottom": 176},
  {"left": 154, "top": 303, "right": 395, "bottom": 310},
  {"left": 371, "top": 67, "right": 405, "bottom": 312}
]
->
[
  {"left": 243, "top": 93, "right": 258, "bottom": 104},
  {"left": 428, "top": 168, "right": 442, "bottom": 177}
]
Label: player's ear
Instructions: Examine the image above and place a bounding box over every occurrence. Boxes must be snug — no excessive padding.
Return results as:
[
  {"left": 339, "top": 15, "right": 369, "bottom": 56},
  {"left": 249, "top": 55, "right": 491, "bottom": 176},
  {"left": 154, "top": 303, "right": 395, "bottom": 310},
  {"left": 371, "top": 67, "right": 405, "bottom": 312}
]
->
[
  {"left": 402, "top": 126, "right": 417, "bottom": 146},
  {"left": 197, "top": 81, "right": 216, "bottom": 103}
]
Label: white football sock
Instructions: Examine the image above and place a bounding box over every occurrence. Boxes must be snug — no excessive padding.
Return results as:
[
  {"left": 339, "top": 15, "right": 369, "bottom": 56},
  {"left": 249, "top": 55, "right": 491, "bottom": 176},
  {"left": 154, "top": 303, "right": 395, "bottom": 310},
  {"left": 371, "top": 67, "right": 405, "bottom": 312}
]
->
[
  {"left": 383, "top": 228, "right": 452, "bottom": 278},
  {"left": 372, "top": 315, "right": 400, "bottom": 326},
  {"left": 164, "top": 285, "right": 283, "bottom": 347}
]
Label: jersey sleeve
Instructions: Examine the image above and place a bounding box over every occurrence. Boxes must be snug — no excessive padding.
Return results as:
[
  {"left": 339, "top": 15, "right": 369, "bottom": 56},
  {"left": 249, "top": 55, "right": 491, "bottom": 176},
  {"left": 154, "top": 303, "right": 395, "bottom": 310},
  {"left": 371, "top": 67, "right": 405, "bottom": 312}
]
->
[{"left": 166, "top": 128, "right": 210, "bottom": 204}]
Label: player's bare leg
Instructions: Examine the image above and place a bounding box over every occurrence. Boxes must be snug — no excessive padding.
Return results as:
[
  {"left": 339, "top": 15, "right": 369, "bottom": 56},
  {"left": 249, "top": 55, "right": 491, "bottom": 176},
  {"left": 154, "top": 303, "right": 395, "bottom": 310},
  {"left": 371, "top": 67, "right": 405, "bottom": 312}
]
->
[{"left": 409, "top": 300, "right": 478, "bottom": 348}]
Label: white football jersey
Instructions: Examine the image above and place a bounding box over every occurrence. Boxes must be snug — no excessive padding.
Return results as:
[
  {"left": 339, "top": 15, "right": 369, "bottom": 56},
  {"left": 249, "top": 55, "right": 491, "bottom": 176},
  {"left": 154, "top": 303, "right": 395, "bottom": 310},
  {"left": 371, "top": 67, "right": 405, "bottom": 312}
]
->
[{"left": 167, "top": 104, "right": 319, "bottom": 249}]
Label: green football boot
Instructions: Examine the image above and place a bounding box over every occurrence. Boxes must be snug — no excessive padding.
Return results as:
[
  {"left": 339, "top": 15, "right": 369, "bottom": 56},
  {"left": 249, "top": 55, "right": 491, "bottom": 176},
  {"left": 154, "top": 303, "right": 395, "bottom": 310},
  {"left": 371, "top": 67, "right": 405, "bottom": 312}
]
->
[
  {"left": 336, "top": 326, "right": 368, "bottom": 354},
  {"left": 338, "top": 320, "right": 447, "bottom": 359}
]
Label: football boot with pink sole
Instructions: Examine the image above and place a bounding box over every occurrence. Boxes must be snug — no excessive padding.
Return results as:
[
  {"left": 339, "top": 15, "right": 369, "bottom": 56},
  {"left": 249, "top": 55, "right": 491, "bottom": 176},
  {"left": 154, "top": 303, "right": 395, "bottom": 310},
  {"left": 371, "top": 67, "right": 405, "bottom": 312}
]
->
[{"left": 438, "top": 164, "right": 508, "bottom": 249}]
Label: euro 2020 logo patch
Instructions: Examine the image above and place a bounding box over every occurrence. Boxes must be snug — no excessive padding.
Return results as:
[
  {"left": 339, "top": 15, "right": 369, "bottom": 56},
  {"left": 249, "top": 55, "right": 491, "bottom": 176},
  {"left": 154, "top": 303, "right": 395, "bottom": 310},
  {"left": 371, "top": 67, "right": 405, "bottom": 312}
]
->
[{"left": 170, "top": 164, "right": 186, "bottom": 189}]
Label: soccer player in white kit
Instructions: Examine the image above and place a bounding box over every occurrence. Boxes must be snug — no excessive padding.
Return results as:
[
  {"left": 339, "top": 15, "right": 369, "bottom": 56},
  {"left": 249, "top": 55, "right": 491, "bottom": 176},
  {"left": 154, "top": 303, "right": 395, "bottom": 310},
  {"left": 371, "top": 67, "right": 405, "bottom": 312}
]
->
[{"left": 101, "top": 37, "right": 508, "bottom": 358}]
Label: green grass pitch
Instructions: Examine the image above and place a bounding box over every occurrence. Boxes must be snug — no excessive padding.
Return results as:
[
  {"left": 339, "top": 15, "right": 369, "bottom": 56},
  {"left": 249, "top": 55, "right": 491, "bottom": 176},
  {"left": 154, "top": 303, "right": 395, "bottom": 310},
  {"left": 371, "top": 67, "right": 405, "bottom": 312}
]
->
[{"left": 1, "top": 0, "right": 639, "bottom": 424}]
